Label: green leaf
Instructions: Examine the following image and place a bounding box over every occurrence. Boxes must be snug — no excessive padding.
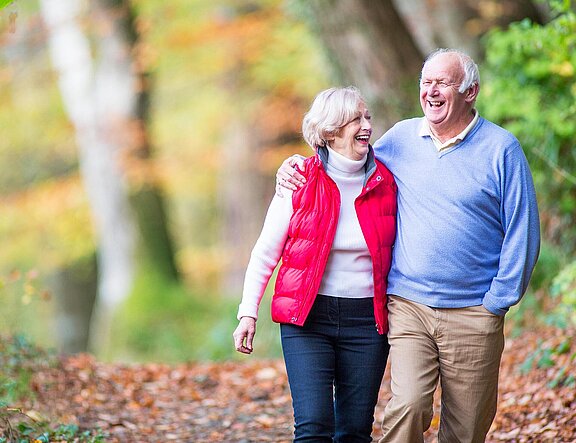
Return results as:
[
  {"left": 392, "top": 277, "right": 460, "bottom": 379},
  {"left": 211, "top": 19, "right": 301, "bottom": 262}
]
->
[
  {"left": 565, "top": 374, "right": 576, "bottom": 388},
  {"left": 547, "top": 367, "right": 565, "bottom": 388},
  {"left": 481, "top": 4, "right": 576, "bottom": 259},
  {"left": 34, "top": 433, "right": 49, "bottom": 443},
  {"left": 554, "top": 338, "right": 571, "bottom": 355},
  {"left": 0, "top": 0, "right": 13, "bottom": 10},
  {"left": 519, "top": 352, "right": 536, "bottom": 374},
  {"left": 537, "top": 348, "right": 555, "bottom": 368},
  {"left": 17, "top": 422, "right": 35, "bottom": 435}
]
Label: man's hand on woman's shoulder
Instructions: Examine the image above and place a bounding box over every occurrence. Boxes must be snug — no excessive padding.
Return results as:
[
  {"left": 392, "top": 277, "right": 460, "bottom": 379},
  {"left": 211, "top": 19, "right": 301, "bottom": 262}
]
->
[{"left": 276, "top": 154, "right": 307, "bottom": 197}]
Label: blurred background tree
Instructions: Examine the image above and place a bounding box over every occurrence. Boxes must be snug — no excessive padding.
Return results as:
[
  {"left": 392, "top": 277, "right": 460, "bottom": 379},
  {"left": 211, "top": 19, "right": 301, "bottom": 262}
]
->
[
  {"left": 0, "top": 0, "right": 573, "bottom": 362},
  {"left": 40, "top": 0, "right": 180, "bottom": 356}
]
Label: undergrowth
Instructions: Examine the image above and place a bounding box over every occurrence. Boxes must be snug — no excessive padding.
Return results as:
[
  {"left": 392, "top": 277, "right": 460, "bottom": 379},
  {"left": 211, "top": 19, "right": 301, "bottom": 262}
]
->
[{"left": 0, "top": 335, "right": 106, "bottom": 442}]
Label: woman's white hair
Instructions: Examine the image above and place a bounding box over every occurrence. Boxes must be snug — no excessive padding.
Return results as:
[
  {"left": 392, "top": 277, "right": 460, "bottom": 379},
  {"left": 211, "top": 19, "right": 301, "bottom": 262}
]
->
[
  {"left": 302, "top": 86, "right": 366, "bottom": 150},
  {"left": 424, "top": 48, "right": 480, "bottom": 93}
]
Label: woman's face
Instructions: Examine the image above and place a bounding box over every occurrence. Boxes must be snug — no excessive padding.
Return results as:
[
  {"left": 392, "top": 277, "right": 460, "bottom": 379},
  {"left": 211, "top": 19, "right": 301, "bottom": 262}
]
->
[{"left": 328, "top": 102, "right": 372, "bottom": 160}]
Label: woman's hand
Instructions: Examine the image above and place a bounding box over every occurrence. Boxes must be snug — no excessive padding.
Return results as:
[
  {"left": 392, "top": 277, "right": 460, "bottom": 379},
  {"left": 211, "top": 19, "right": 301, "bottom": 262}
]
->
[
  {"left": 275, "top": 155, "right": 306, "bottom": 197},
  {"left": 233, "top": 316, "right": 257, "bottom": 354}
]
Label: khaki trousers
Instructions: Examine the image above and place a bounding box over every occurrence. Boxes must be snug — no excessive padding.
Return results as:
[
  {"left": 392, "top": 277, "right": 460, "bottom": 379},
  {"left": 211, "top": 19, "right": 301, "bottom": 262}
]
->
[{"left": 379, "top": 295, "right": 505, "bottom": 443}]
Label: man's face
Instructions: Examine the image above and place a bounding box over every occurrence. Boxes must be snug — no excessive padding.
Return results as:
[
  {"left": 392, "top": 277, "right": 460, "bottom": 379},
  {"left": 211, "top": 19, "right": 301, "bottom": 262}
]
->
[{"left": 419, "top": 53, "right": 471, "bottom": 136}]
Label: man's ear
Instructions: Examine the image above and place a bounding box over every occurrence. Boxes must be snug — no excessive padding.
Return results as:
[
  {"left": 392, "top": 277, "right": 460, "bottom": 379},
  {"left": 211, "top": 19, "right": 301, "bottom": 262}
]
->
[{"left": 465, "top": 82, "right": 479, "bottom": 104}]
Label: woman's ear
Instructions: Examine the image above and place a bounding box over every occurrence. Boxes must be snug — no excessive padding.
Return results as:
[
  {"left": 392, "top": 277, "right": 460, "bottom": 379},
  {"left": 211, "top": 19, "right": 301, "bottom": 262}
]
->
[
  {"left": 324, "top": 129, "right": 338, "bottom": 142},
  {"left": 323, "top": 134, "right": 334, "bottom": 145}
]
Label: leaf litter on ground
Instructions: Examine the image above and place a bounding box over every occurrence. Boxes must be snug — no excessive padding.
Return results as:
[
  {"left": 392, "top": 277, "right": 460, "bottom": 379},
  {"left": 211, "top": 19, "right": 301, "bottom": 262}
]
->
[{"left": 3, "top": 327, "right": 574, "bottom": 442}]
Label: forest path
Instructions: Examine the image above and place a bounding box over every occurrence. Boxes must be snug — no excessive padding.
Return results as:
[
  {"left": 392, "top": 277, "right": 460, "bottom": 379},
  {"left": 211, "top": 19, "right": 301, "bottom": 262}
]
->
[{"left": 29, "top": 327, "right": 575, "bottom": 442}]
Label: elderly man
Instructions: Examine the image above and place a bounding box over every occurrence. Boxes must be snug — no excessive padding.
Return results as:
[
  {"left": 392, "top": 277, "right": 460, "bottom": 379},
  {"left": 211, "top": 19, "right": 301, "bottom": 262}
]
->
[{"left": 276, "top": 49, "right": 540, "bottom": 442}]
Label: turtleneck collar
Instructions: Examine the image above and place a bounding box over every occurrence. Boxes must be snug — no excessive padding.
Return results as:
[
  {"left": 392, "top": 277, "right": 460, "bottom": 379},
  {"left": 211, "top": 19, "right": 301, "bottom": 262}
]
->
[{"left": 325, "top": 146, "right": 367, "bottom": 174}]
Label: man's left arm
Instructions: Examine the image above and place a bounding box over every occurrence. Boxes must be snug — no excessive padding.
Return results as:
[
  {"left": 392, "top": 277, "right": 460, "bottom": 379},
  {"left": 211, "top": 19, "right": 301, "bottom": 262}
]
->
[{"left": 483, "top": 145, "right": 541, "bottom": 316}]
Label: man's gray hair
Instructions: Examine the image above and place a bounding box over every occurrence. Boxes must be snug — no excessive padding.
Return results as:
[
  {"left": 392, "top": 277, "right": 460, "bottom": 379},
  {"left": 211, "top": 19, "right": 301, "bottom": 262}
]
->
[{"left": 424, "top": 48, "right": 480, "bottom": 93}]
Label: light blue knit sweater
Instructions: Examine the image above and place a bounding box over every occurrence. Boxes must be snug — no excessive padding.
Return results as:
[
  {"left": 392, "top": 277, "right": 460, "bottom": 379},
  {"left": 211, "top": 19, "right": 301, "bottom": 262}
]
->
[{"left": 373, "top": 116, "right": 540, "bottom": 316}]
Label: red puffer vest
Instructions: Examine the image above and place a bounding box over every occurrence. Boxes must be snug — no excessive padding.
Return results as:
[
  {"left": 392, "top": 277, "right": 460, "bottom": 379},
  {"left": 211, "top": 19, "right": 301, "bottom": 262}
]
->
[{"left": 271, "top": 146, "right": 397, "bottom": 334}]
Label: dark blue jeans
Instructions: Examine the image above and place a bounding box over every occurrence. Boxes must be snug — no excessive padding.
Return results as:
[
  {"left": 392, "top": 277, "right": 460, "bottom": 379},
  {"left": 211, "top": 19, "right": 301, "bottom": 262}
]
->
[{"left": 281, "top": 295, "right": 389, "bottom": 443}]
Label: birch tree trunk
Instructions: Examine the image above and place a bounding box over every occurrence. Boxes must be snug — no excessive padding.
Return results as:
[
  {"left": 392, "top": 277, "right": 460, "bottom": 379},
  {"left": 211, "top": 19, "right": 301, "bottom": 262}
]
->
[
  {"left": 40, "top": 0, "right": 178, "bottom": 355},
  {"left": 40, "top": 0, "right": 137, "bottom": 354}
]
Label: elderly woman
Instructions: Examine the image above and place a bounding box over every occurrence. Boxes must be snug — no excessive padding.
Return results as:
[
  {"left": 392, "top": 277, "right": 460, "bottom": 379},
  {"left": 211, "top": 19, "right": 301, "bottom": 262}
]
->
[{"left": 233, "top": 86, "right": 397, "bottom": 442}]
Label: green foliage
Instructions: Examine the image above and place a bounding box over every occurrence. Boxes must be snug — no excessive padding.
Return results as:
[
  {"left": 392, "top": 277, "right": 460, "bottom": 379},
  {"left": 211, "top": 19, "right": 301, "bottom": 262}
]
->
[
  {"left": 520, "top": 337, "right": 576, "bottom": 388},
  {"left": 246, "top": 12, "right": 329, "bottom": 97},
  {"left": 480, "top": 0, "right": 576, "bottom": 254},
  {"left": 550, "top": 259, "right": 576, "bottom": 326},
  {"left": 110, "top": 269, "right": 281, "bottom": 362},
  {"left": 0, "top": 0, "right": 325, "bottom": 360},
  {"left": 0, "top": 407, "right": 108, "bottom": 442},
  {"left": 0, "top": 63, "right": 91, "bottom": 271},
  {"left": 0, "top": 271, "right": 54, "bottom": 349},
  {"left": 0, "top": 335, "right": 106, "bottom": 442},
  {"left": 506, "top": 242, "right": 566, "bottom": 335},
  {"left": 0, "top": 335, "right": 50, "bottom": 405},
  {"left": 46, "top": 423, "right": 107, "bottom": 442},
  {"left": 528, "top": 242, "right": 565, "bottom": 293}
]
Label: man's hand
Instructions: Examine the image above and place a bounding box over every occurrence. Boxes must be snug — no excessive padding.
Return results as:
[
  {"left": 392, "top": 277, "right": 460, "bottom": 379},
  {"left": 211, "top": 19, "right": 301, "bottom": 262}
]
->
[
  {"left": 276, "top": 155, "right": 306, "bottom": 197},
  {"left": 233, "top": 316, "right": 257, "bottom": 354}
]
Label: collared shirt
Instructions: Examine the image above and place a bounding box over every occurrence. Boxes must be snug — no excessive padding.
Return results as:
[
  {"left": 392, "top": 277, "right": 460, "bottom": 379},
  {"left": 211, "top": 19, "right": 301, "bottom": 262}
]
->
[{"left": 419, "top": 110, "right": 479, "bottom": 151}]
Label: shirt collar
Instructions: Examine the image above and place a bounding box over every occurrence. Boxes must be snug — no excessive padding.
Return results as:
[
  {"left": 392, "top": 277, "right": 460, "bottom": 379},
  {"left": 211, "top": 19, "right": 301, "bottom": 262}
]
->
[{"left": 419, "top": 110, "right": 479, "bottom": 151}]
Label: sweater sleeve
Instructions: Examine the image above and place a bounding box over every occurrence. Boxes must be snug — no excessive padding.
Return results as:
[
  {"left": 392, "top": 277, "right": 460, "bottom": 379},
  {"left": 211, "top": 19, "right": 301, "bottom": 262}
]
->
[
  {"left": 237, "top": 189, "right": 293, "bottom": 320},
  {"left": 483, "top": 143, "right": 540, "bottom": 316}
]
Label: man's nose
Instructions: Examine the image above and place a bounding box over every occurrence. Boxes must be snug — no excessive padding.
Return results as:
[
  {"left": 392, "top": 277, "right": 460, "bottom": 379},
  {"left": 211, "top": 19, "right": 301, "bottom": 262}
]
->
[{"left": 427, "top": 84, "right": 440, "bottom": 95}]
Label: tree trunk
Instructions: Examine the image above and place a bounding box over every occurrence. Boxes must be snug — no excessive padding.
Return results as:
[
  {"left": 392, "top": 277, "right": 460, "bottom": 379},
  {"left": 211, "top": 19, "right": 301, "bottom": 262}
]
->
[
  {"left": 303, "top": 0, "right": 424, "bottom": 134},
  {"left": 40, "top": 0, "right": 178, "bottom": 355},
  {"left": 39, "top": 0, "right": 138, "bottom": 354},
  {"left": 392, "top": 0, "right": 479, "bottom": 58},
  {"left": 91, "top": 0, "right": 179, "bottom": 281},
  {"left": 300, "top": 0, "right": 548, "bottom": 135},
  {"left": 393, "top": 0, "right": 547, "bottom": 60},
  {"left": 50, "top": 256, "right": 98, "bottom": 354}
]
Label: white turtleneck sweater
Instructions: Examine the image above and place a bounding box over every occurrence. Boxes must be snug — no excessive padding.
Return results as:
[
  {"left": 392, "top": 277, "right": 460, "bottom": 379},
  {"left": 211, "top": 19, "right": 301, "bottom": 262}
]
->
[{"left": 237, "top": 147, "right": 374, "bottom": 320}]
